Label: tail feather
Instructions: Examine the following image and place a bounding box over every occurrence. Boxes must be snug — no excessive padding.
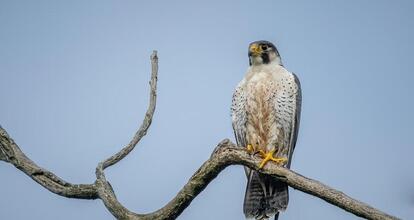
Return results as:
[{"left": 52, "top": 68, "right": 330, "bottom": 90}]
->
[
  {"left": 244, "top": 171, "right": 288, "bottom": 220},
  {"left": 244, "top": 171, "right": 265, "bottom": 218}
]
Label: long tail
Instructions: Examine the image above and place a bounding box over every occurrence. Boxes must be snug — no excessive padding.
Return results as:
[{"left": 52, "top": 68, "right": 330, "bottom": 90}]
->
[{"left": 243, "top": 170, "right": 288, "bottom": 220}]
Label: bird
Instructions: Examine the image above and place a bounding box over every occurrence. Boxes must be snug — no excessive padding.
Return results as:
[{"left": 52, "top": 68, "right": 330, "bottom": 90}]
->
[{"left": 231, "top": 40, "right": 301, "bottom": 220}]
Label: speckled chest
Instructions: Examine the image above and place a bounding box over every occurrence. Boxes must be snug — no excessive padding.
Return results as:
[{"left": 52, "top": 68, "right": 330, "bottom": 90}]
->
[
  {"left": 243, "top": 65, "right": 297, "bottom": 149},
  {"left": 244, "top": 65, "right": 297, "bottom": 115},
  {"left": 231, "top": 65, "right": 298, "bottom": 150}
]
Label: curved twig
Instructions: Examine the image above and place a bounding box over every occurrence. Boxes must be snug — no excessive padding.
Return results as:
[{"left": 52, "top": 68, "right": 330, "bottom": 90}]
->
[
  {"left": 101, "top": 51, "right": 158, "bottom": 169},
  {"left": 94, "top": 50, "right": 159, "bottom": 219},
  {"left": 0, "top": 51, "right": 399, "bottom": 220}
]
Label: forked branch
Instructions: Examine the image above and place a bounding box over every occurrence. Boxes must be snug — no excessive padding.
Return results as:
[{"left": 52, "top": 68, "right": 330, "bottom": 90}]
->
[{"left": 0, "top": 51, "right": 399, "bottom": 220}]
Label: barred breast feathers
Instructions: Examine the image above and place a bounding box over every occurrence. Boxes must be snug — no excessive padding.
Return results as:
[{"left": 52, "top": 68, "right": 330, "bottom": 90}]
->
[{"left": 239, "top": 64, "right": 299, "bottom": 158}]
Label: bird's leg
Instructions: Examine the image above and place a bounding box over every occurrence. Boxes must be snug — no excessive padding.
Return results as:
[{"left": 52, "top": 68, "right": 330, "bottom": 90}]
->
[
  {"left": 246, "top": 144, "right": 255, "bottom": 154},
  {"left": 257, "top": 149, "right": 287, "bottom": 169}
]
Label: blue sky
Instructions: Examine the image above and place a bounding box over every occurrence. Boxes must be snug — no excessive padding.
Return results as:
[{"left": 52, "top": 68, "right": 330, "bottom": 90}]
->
[{"left": 1, "top": 1, "right": 413, "bottom": 219}]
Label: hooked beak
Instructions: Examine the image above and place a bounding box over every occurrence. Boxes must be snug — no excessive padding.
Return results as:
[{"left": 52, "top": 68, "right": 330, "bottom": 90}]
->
[{"left": 249, "top": 43, "right": 262, "bottom": 57}]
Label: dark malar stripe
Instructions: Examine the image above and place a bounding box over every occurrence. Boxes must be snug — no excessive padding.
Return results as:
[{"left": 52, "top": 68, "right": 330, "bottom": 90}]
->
[{"left": 261, "top": 53, "right": 270, "bottom": 64}]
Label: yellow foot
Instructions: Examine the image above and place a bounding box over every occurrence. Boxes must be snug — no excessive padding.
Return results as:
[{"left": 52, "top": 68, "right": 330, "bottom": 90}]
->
[
  {"left": 258, "top": 149, "right": 287, "bottom": 169},
  {"left": 246, "top": 144, "right": 254, "bottom": 154}
]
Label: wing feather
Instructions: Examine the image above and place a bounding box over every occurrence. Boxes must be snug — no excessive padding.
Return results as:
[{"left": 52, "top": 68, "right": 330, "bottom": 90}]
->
[
  {"left": 231, "top": 83, "right": 247, "bottom": 149},
  {"left": 287, "top": 73, "right": 302, "bottom": 168},
  {"left": 231, "top": 82, "right": 249, "bottom": 176}
]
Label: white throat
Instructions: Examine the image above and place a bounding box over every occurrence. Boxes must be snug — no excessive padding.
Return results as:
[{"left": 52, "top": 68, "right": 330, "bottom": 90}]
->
[
  {"left": 249, "top": 52, "right": 283, "bottom": 66},
  {"left": 250, "top": 55, "right": 283, "bottom": 66}
]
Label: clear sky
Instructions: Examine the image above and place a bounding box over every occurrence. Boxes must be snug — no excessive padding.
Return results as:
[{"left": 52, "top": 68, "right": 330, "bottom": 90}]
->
[{"left": 1, "top": 1, "right": 413, "bottom": 219}]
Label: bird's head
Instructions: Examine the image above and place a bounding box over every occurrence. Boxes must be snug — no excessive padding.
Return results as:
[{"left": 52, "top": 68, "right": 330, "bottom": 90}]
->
[{"left": 248, "top": 40, "right": 282, "bottom": 66}]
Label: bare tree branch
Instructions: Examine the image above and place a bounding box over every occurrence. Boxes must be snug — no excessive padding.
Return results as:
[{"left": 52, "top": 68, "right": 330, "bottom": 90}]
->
[
  {"left": 92, "top": 50, "right": 160, "bottom": 219},
  {"left": 95, "top": 139, "right": 400, "bottom": 220},
  {"left": 0, "top": 127, "right": 98, "bottom": 199},
  {"left": 101, "top": 51, "right": 158, "bottom": 170},
  {"left": 0, "top": 51, "right": 400, "bottom": 220}
]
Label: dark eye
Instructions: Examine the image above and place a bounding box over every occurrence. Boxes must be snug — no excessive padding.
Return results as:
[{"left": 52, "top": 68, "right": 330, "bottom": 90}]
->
[{"left": 261, "top": 45, "right": 268, "bottom": 50}]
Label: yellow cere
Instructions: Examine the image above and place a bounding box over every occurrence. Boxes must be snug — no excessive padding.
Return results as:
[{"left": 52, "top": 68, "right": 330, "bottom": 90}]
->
[{"left": 249, "top": 44, "right": 262, "bottom": 56}]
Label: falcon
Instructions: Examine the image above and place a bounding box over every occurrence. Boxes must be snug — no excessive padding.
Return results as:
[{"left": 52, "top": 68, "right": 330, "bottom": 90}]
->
[{"left": 231, "top": 41, "right": 301, "bottom": 220}]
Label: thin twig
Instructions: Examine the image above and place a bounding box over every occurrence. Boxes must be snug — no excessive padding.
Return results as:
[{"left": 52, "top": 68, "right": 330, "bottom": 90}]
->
[
  {"left": 101, "top": 50, "right": 158, "bottom": 170},
  {"left": 94, "top": 50, "right": 159, "bottom": 219}
]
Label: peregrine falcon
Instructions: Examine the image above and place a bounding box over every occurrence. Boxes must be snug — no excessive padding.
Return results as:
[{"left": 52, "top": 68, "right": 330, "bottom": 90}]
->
[{"left": 231, "top": 41, "right": 301, "bottom": 220}]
